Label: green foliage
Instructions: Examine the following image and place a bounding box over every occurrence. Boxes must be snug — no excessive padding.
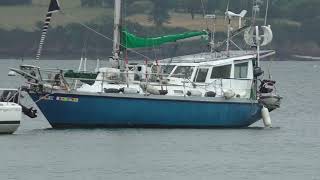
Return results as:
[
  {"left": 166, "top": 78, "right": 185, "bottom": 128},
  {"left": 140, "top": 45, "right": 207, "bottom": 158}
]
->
[
  {"left": 80, "top": 0, "right": 113, "bottom": 7},
  {"left": 125, "top": 1, "right": 153, "bottom": 15},
  {"left": 301, "top": 17, "right": 320, "bottom": 45},
  {"left": 1, "top": 0, "right": 320, "bottom": 58},
  {"left": 291, "top": 0, "right": 320, "bottom": 22}
]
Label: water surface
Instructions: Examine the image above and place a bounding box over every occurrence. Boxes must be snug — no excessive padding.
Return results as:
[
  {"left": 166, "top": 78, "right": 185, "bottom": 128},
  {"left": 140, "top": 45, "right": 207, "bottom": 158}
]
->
[{"left": 0, "top": 59, "right": 319, "bottom": 180}]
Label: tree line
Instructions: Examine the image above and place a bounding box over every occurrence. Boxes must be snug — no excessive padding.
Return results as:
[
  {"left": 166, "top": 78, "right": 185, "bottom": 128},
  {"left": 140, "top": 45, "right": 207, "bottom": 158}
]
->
[
  {"left": 0, "top": 0, "right": 319, "bottom": 58},
  {"left": 79, "top": 0, "right": 319, "bottom": 25}
]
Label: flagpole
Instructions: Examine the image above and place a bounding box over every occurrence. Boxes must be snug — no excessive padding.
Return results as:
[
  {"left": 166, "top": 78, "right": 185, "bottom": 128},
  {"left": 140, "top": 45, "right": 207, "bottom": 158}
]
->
[{"left": 35, "top": 0, "right": 61, "bottom": 62}]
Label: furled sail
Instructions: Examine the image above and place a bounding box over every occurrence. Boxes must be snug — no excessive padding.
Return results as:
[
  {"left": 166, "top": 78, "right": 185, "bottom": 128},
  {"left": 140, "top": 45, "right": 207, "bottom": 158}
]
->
[
  {"left": 35, "top": 0, "right": 61, "bottom": 60},
  {"left": 121, "top": 30, "right": 208, "bottom": 49}
]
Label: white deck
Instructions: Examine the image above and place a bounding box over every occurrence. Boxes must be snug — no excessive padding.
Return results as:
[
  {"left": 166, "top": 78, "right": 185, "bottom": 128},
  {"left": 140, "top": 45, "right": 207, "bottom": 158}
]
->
[{"left": 159, "top": 50, "right": 275, "bottom": 64}]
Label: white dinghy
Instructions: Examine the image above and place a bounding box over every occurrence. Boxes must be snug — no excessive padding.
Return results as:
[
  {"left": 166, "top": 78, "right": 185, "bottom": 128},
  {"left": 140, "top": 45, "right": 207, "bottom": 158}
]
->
[{"left": 0, "top": 89, "right": 22, "bottom": 134}]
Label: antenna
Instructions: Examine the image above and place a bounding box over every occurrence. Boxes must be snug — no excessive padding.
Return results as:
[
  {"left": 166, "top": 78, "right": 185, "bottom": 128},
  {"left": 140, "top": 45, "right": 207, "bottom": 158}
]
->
[
  {"left": 224, "top": 0, "right": 247, "bottom": 56},
  {"left": 226, "top": 10, "right": 247, "bottom": 28},
  {"left": 225, "top": 0, "right": 231, "bottom": 56},
  {"left": 205, "top": 14, "right": 216, "bottom": 53},
  {"left": 264, "top": 0, "right": 270, "bottom": 25},
  {"left": 252, "top": 0, "right": 264, "bottom": 25},
  {"left": 225, "top": 0, "right": 230, "bottom": 21}
]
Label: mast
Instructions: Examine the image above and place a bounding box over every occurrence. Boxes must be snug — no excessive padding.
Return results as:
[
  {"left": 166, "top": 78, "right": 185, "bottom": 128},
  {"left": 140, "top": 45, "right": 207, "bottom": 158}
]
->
[
  {"left": 226, "top": 19, "right": 231, "bottom": 57},
  {"left": 113, "top": 0, "right": 121, "bottom": 64},
  {"left": 255, "top": 26, "right": 260, "bottom": 67}
]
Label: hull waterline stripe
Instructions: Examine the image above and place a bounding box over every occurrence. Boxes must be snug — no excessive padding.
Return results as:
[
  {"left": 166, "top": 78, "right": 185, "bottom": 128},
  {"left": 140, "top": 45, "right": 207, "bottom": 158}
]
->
[{"left": 0, "top": 121, "right": 20, "bottom": 125}]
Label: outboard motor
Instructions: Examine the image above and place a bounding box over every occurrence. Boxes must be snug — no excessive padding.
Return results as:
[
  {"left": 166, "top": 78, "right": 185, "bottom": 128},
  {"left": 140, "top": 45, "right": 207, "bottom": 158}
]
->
[
  {"left": 254, "top": 67, "right": 264, "bottom": 77},
  {"left": 258, "top": 79, "right": 282, "bottom": 111},
  {"left": 259, "top": 79, "right": 276, "bottom": 93},
  {"left": 22, "top": 107, "right": 37, "bottom": 118}
]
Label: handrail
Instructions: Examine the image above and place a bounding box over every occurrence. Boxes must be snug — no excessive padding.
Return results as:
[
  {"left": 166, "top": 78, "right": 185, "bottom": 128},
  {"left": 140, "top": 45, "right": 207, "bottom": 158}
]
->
[
  {"left": 0, "top": 88, "right": 18, "bottom": 91},
  {"left": 28, "top": 67, "right": 254, "bottom": 99},
  {"left": 0, "top": 89, "right": 20, "bottom": 104}
]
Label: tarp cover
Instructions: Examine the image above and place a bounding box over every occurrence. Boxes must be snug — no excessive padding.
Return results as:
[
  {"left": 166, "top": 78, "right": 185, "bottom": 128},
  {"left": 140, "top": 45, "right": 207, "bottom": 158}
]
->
[
  {"left": 64, "top": 70, "right": 98, "bottom": 85},
  {"left": 121, "top": 30, "right": 208, "bottom": 49}
]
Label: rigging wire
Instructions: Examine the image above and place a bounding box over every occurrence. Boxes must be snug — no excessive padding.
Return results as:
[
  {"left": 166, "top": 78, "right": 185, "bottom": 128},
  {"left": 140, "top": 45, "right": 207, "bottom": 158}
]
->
[
  {"left": 81, "top": 32, "right": 88, "bottom": 59},
  {"left": 251, "top": 0, "right": 255, "bottom": 24},
  {"left": 200, "top": 0, "right": 209, "bottom": 29},
  {"left": 264, "top": 0, "right": 272, "bottom": 79},
  {"left": 61, "top": 11, "right": 154, "bottom": 61}
]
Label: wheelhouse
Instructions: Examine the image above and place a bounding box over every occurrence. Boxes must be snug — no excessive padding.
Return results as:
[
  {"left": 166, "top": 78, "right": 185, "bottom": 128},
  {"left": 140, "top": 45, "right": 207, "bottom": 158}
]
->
[{"left": 152, "top": 55, "right": 255, "bottom": 98}]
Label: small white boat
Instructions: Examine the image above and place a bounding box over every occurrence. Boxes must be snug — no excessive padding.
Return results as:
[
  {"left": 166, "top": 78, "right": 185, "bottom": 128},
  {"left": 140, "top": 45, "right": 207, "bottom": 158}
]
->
[{"left": 0, "top": 89, "right": 22, "bottom": 134}]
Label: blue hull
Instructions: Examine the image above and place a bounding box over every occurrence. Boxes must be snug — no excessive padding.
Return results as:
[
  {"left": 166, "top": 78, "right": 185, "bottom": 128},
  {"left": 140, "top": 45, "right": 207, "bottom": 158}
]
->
[{"left": 29, "top": 92, "right": 263, "bottom": 128}]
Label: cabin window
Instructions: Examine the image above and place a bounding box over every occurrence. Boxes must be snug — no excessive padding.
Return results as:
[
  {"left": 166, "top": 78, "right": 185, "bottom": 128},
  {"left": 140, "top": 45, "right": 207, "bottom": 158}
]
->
[
  {"left": 194, "top": 68, "right": 209, "bottom": 83},
  {"left": 210, "top": 65, "right": 231, "bottom": 79},
  {"left": 162, "top": 65, "right": 175, "bottom": 76},
  {"left": 234, "top": 62, "right": 248, "bottom": 78},
  {"left": 174, "top": 90, "right": 184, "bottom": 94},
  {"left": 171, "top": 66, "right": 194, "bottom": 79}
]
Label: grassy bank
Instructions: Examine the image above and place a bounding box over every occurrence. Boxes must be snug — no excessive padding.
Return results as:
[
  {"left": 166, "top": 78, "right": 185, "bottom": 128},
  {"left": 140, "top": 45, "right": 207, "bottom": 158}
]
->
[
  {"left": 0, "top": 1, "right": 318, "bottom": 59},
  {"left": 0, "top": 0, "right": 108, "bottom": 31},
  {"left": 0, "top": 0, "right": 300, "bottom": 33}
]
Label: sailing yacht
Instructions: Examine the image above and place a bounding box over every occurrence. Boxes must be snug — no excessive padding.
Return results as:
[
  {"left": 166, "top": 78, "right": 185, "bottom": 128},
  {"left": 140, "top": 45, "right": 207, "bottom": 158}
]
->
[{"left": 11, "top": 0, "right": 281, "bottom": 128}]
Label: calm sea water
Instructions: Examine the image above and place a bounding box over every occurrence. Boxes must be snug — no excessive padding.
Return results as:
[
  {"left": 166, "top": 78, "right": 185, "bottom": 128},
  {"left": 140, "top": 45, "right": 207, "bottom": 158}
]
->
[{"left": 0, "top": 59, "right": 320, "bottom": 180}]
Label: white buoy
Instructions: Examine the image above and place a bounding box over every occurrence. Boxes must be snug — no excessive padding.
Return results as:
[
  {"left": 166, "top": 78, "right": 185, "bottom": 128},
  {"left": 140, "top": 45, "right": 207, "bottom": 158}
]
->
[
  {"left": 146, "top": 85, "right": 160, "bottom": 95},
  {"left": 223, "top": 89, "right": 235, "bottom": 99},
  {"left": 123, "top": 87, "right": 139, "bottom": 94},
  {"left": 261, "top": 106, "right": 272, "bottom": 128},
  {"left": 139, "top": 83, "right": 160, "bottom": 95}
]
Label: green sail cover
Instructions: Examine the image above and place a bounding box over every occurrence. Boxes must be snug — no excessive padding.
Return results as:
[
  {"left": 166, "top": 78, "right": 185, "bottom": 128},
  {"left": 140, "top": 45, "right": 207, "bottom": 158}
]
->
[
  {"left": 121, "top": 30, "right": 208, "bottom": 48},
  {"left": 64, "top": 70, "right": 98, "bottom": 85}
]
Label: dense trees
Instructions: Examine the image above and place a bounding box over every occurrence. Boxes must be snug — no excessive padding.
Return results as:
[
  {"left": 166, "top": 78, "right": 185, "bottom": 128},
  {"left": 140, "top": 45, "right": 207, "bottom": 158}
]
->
[
  {"left": 54, "top": 0, "right": 320, "bottom": 56},
  {"left": 0, "top": 0, "right": 319, "bottom": 58},
  {"left": 78, "top": 0, "right": 319, "bottom": 26},
  {"left": 292, "top": 0, "right": 320, "bottom": 45},
  {"left": 148, "top": 0, "right": 171, "bottom": 26},
  {"left": 80, "top": 0, "right": 113, "bottom": 8}
]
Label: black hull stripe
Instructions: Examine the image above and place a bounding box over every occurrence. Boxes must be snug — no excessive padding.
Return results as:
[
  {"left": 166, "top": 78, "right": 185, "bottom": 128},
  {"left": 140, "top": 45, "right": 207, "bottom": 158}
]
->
[{"left": 0, "top": 121, "right": 20, "bottom": 125}]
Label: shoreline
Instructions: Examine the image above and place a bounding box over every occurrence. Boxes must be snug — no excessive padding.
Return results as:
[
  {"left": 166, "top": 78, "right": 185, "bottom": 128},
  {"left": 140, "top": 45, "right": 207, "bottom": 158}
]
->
[
  {"left": 291, "top": 55, "right": 320, "bottom": 61},
  {"left": 1, "top": 58, "right": 320, "bottom": 62},
  {"left": 1, "top": 54, "right": 320, "bottom": 62}
]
